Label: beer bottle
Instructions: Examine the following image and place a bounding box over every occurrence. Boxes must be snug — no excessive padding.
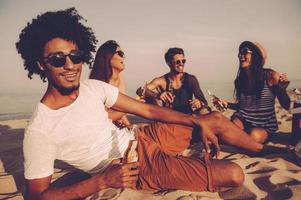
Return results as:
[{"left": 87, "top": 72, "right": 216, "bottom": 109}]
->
[
  {"left": 207, "top": 90, "right": 227, "bottom": 112},
  {"left": 123, "top": 140, "right": 138, "bottom": 164},
  {"left": 164, "top": 82, "right": 174, "bottom": 108}
]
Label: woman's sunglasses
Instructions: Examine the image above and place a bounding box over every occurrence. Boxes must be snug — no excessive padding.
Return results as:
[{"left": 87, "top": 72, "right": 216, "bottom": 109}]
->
[
  {"left": 239, "top": 48, "right": 252, "bottom": 56},
  {"left": 43, "top": 50, "right": 84, "bottom": 68},
  {"left": 174, "top": 59, "right": 186, "bottom": 65},
  {"left": 115, "top": 50, "right": 125, "bottom": 58}
]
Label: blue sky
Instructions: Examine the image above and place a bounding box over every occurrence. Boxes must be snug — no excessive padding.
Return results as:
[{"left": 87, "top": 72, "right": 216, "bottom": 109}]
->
[{"left": 0, "top": 0, "right": 300, "bottom": 97}]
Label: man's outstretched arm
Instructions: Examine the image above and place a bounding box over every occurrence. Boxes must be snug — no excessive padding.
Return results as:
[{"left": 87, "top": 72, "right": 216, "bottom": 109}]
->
[{"left": 112, "top": 92, "right": 220, "bottom": 154}]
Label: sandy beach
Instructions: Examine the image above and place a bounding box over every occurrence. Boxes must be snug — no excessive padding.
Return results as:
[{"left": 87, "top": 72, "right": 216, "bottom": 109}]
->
[{"left": 1, "top": 93, "right": 301, "bottom": 200}]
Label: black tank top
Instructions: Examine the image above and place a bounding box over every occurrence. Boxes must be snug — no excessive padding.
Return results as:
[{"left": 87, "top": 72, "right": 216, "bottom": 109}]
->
[{"left": 164, "top": 73, "right": 193, "bottom": 114}]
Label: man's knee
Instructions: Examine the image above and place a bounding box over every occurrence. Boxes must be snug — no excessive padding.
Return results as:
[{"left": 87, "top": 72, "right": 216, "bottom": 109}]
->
[
  {"left": 229, "top": 163, "right": 244, "bottom": 186},
  {"left": 212, "top": 160, "right": 244, "bottom": 187}
]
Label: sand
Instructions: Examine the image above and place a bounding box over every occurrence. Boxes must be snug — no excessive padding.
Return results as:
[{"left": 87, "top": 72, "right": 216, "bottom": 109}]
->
[{"left": 1, "top": 95, "right": 301, "bottom": 200}]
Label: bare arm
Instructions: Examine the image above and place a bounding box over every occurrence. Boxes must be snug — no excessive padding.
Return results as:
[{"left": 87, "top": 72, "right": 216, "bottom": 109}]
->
[
  {"left": 107, "top": 75, "right": 130, "bottom": 122},
  {"left": 189, "top": 75, "right": 208, "bottom": 105},
  {"left": 113, "top": 93, "right": 191, "bottom": 124},
  {"left": 145, "top": 77, "right": 165, "bottom": 91},
  {"left": 145, "top": 76, "right": 176, "bottom": 104},
  {"left": 137, "top": 76, "right": 165, "bottom": 99},
  {"left": 226, "top": 101, "right": 239, "bottom": 110},
  {"left": 27, "top": 160, "right": 139, "bottom": 200},
  {"left": 269, "top": 70, "right": 291, "bottom": 110},
  {"left": 107, "top": 107, "right": 127, "bottom": 121},
  {"left": 27, "top": 175, "right": 100, "bottom": 200}
]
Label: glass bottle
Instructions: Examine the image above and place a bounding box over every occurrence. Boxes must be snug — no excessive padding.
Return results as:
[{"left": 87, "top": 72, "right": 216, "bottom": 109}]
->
[
  {"left": 207, "top": 89, "right": 227, "bottom": 112},
  {"left": 123, "top": 140, "right": 138, "bottom": 163},
  {"left": 164, "top": 82, "right": 174, "bottom": 108}
]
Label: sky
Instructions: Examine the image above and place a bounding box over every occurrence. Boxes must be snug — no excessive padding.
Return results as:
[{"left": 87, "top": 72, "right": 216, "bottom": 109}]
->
[{"left": 0, "top": 0, "right": 300, "bottom": 97}]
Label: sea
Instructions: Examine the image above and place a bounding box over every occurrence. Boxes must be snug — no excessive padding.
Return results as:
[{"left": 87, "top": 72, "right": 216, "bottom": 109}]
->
[{"left": 1, "top": 80, "right": 301, "bottom": 121}]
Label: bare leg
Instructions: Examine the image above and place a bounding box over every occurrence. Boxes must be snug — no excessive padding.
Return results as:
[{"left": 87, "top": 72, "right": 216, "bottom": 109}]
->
[
  {"left": 211, "top": 159, "right": 244, "bottom": 188},
  {"left": 249, "top": 128, "right": 268, "bottom": 143},
  {"left": 232, "top": 117, "right": 268, "bottom": 143},
  {"left": 232, "top": 117, "right": 244, "bottom": 129},
  {"left": 202, "top": 112, "right": 263, "bottom": 153}
]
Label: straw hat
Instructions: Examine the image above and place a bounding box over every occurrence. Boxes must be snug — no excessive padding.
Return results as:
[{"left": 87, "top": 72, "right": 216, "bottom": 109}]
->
[{"left": 254, "top": 42, "right": 267, "bottom": 65}]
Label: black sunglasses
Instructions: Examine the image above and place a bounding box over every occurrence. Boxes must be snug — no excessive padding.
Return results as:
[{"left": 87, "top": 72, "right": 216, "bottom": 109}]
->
[
  {"left": 115, "top": 50, "right": 125, "bottom": 58},
  {"left": 174, "top": 59, "right": 186, "bottom": 65},
  {"left": 239, "top": 48, "right": 252, "bottom": 56},
  {"left": 43, "top": 50, "right": 84, "bottom": 68}
]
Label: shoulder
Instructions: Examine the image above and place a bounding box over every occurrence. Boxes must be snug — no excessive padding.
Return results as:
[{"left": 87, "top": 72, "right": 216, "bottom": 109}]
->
[
  {"left": 186, "top": 73, "right": 197, "bottom": 79},
  {"left": 24, "top": 108, "right": 56, "bottom": 160},
  {"left": 82, "top": 79, "right": 105, "bottom": 87},
  {"left": 185, "top": 73, "right": 199, "bottom": 83},
  {"left": 82, "top": 79, "right": 119, "bottom": 104},
  {"left": 83, "top": 79, "right": 118, "bottom": 92},
  {"left": 26, "top": 103, "right": 52, "bottom": 133},
  {"left": 150, "top": 75, "right": 166, "bottom": 86}
]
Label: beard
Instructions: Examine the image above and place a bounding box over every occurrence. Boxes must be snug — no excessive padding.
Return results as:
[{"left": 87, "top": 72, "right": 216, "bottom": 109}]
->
[{"left": 52, "top": 82, "right": 80, "bottom": 96}]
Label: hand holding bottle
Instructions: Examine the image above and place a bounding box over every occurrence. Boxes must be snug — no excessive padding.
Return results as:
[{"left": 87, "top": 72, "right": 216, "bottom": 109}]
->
[
  {"left": 213, "top": 98, "right": 227, "bottom": 112},
  {"left": 136, "top": 81, "right": 147, "bottom": 97},
  {"left": 123, "top": 140, "right": 138, "bottom": 164},
  {"left": 160, "top": 91, "right": 175, "bottom": 107},
  {"left": 189, "top": 98, "right": 201, "bottom": 111},
  {"left": 190, "top": 99, "right": 212, "bottom": 115},
  {"left": 161, "top": 82, "right": 175, "bottom": 108},
  {"left": 278, "top": 73, "right": 290, "bottom": 89},
  {"left": 207, "top": 90, "right": 227, "bottom": 112}
]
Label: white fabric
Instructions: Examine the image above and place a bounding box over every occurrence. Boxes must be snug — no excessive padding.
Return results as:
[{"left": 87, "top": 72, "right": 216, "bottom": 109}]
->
[{"left": 23, "top": 79, "right": 135, "bottom": 179}]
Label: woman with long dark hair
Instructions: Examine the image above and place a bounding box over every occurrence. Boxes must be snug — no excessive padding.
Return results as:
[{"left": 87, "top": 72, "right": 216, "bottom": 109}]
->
[
  {"left": 90, "top": 40, "right": 131, "bottom": 128},
  {"left": 224, "top": 41, "right": 290, "bottom": 143}
]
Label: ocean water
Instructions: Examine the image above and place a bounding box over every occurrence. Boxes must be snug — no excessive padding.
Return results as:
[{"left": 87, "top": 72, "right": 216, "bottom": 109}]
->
[
  {"left": 1, "top": 80, "right": 300, "bottom": 121},
  {"left": 0, "top": 91, "right": 42, "bottom": 121}
]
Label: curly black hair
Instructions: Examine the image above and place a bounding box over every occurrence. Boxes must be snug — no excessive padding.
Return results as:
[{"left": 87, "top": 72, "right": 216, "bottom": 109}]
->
[{"left": 16, "top": 7, "right": 98, "bottom": 81}]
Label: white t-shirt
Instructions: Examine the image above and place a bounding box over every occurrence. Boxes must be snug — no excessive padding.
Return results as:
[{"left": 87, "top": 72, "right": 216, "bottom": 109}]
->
[{"left": 23, "top": 79, "right": 135, "bottom": 179}]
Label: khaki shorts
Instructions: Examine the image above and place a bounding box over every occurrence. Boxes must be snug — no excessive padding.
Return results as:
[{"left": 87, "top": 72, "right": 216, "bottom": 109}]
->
[{"left": 134, "top": 122, "right": 214, "bottom": 192}]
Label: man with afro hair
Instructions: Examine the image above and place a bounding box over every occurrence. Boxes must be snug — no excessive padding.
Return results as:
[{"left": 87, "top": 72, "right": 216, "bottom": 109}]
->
[{"left": 17, "top": 7, "right": 268, "bottom": 200}]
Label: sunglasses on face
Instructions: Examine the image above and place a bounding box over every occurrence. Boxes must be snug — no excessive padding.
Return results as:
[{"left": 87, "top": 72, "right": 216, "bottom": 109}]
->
[
  {"left": 115, "top": 50, "right": 125, "bottom": 58},
  {"left": 43, "top": 50, "right": 84, "bottom": 68},
  {"left": 174, "top": 59, "right": 186, "bottom": 65},
  {"left": 239, "top": 48, "right": 252, "bottom": 56}
]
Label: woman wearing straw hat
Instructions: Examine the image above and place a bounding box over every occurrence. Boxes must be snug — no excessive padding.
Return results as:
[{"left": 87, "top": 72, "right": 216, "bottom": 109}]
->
[{"left": 222, "top": 41, "right": 290, "bottom": 143}]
